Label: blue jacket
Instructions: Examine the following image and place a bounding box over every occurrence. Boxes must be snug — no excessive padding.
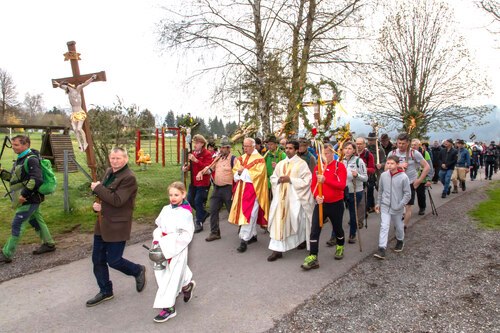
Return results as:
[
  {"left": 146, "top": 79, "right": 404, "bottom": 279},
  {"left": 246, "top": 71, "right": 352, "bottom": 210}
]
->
[{"left": 456, "top": 147, "right": 471, "bottom": 168}]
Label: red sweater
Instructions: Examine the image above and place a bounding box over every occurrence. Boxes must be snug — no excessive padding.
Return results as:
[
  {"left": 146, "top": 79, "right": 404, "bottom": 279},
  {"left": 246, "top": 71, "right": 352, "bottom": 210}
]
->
[
  {"left": 359, "top": 148, "right": 375, "bottom": 175},
  {"left": 311, "top": 160, "right": 347, "bottom": 203},
  {"left": 189, "top": 148, "right": 213, "bottom": 187}
]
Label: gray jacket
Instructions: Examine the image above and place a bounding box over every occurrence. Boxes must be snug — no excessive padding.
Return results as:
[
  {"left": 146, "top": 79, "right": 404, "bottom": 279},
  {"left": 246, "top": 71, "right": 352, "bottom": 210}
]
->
[{"left": 377, "top": 169, "right": 411, "bottom": 214}]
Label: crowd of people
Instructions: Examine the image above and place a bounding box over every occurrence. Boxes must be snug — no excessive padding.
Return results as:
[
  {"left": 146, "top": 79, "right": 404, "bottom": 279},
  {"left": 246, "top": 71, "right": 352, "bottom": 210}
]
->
[{"left": 0, "top": 132, "right": 498, "bottom": 324}]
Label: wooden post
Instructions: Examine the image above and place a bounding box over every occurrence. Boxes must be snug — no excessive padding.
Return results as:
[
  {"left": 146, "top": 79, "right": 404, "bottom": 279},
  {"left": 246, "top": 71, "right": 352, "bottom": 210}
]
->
[{"left": 155, "top": 128, "right": 159, "bottom": 163}]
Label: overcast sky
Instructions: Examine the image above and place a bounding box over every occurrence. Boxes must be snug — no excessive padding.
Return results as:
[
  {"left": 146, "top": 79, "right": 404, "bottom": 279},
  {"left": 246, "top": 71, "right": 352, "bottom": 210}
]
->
[{"left": 1, "top": 0, "right": 498, "bottom": 131}]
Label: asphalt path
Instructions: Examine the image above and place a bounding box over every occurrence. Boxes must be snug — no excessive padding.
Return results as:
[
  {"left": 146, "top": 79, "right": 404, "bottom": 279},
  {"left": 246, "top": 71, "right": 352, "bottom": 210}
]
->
[{"left": 0, "top": 173, "right": 494, "bottom": 333}]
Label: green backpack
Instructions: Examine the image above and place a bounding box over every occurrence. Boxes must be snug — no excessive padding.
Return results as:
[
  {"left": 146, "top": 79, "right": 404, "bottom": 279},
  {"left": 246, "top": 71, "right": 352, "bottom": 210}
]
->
[{"left": 24, "top": 155, "right": 57, "bottom": 195}]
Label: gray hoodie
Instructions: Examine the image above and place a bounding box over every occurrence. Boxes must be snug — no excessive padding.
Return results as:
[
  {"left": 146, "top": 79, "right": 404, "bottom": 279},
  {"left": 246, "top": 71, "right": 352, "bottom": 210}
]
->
[
  {"left": 377, "top": 168, "right": 411, "bottom": 214},
  {"left": 343, "top": 155, "right": 368, "bottom": 193}
]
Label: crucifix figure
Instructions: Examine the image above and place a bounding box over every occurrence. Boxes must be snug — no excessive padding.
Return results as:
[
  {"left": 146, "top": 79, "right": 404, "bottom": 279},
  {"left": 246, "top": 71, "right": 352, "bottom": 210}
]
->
[
  {"left": 53, "top": 74, "right": 96, "bottom": 152},
  {"left": 51, "top": 41, "right": 106, "bottom": 181}
]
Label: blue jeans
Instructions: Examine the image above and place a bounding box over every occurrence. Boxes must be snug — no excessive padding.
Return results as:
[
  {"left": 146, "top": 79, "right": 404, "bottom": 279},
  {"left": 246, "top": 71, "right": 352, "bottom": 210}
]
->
[
  {"left": 439, "top": 169, "right": 453, "bottom": 195},
  {"left": 187, "top": 184, "right": 210, "bottom": 224},
  {"left": 347, "top": 191, "right": 363, "bottom": 237},
  {"left": 92, "top": 234, "right": 141, "bottom": 294}
]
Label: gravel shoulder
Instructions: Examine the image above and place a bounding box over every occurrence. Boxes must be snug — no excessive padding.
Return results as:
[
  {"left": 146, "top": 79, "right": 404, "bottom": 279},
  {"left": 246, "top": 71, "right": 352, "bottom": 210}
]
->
[{"left": 268, "top": 185, "right": 500, "bottom": 333}]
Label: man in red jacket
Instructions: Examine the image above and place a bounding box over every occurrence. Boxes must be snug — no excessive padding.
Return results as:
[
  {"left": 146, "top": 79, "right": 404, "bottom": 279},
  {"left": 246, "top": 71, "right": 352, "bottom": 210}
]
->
[
  {"left": 182, "top": 134, "right": 213, "bottom": 233},
  {"left": 355, "top": 137, "right": 375, "bottom": 218}
]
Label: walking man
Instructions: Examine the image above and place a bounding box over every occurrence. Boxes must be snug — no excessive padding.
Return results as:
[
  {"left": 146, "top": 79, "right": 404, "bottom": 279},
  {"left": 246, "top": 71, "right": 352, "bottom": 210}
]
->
[
  {"left": 0, "top": 135, "right": 56, "bottom": 263},
  {"left": 229, "top": 138, "right": 269, "bottom": 253},
  {"left": 451, "top": 139, "right": 470, "bottom": 193},
  {"left": 182, "top": 134, "right": 213, "bottom": 233},
  {"left": 198, "top": 137, "right": 236, "bottom": 242},
  {"left": 267, "top": 141, "right": 314, "bottom": 262},
  {"left": 387, "top": 133, "right": 429, "bottom": 229},
  {"left": 438, "top": 139, "right": 458, "bottom": 198},
  {"left": 86, "top": 147, "right": 146, "bottom": 307}
]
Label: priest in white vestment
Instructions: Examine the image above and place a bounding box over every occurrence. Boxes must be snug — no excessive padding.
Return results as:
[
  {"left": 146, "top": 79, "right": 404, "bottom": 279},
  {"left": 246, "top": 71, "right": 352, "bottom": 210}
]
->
[{"left": 267, "top": 140, "right": 315, "bottom": 261}]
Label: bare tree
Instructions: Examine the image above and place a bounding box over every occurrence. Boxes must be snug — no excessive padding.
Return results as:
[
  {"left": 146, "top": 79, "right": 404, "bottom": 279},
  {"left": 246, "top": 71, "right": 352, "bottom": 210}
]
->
[
  {"left": 0, "top": 68, "right": 18, "bottom": 122},
  {"left": 157, "top": 0, "right": 284, "bottom": 136},
  {"left": 358, "top": 0, "right": 492, "bottom": 137},
  {"left": 280, "top": 0, "right": 362, "bottom": 134},
  {"left": 23, "top": 92, "right": 44, "bottom": 123},
  {"left": 479, "top": 0, "right": 500, "bottom": 22},
  {"left": 156, "top": 0, "right": 363, "bottom": 136}
]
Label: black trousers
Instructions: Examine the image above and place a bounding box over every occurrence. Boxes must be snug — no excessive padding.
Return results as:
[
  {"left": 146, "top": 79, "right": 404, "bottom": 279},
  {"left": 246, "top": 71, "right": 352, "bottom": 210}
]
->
[
  {"left": 416, "top": 182, "right": 426, "bottom": 210},
  {"left": 309, "top": 200, "right": 345, "bottom": 256},
  {"left": 208, "top": 184, "right": 233, "bottom": 234},
  {"left": 485, "top": 161, "right": 495, "bottom": 179}
]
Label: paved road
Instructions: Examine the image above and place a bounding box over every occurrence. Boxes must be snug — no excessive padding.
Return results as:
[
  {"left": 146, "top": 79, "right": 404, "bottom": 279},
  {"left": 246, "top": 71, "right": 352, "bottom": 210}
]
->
[{"left": 0, "top": 175, "right": 494, "bottom": 333}]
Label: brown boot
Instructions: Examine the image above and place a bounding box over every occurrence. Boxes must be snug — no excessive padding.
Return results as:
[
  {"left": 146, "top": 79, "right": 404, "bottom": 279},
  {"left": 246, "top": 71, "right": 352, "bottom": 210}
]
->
[
  {"left": 205, "top": 232, "right": 221, "bottom": 242},
  {"left": 452, "top": 185, "right": 458, "bottom": 193}
]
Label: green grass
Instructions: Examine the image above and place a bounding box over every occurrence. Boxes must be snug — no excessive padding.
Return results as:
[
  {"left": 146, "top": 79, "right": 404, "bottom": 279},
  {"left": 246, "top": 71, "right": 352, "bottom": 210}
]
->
[
  {"left": 0, "top": 132, "right": 183, "bottom": 245},
  {"left": 469, "top": 181, "right": 500, "bottom": 230}
]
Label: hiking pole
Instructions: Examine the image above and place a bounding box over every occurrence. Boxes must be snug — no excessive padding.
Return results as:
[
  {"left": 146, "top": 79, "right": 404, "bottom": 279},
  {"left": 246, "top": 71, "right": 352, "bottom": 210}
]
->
[
  {"left": 0, "top": 136, "right": 13, "bottom": 200},
  {"left": 353, "top": 177, "right": 362, "bottom": 252},
  {"left": 427, "top": 186, "right": 438, "bottom": 216}
]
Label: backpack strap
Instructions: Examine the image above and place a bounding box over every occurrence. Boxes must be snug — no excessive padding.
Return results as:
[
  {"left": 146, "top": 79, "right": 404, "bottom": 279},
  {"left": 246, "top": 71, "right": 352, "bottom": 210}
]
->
[{"left": 230, "top": 155, "right": 236, "bottom": 168}]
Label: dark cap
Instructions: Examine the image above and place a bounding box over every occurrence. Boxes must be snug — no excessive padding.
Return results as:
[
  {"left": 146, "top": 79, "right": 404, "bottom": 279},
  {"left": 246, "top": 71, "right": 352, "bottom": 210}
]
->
[
  {"left": 367, "top": 132, "right": 377, "bottom": 139},
  {"left": 446, "top": 138, "right": 454, "bottom": 144},
  {"left": 381, "top": 133, "right": 389, "bottom": 140},
  {"left": 220, "top": 137, "right": 231, "bottom": 147}
]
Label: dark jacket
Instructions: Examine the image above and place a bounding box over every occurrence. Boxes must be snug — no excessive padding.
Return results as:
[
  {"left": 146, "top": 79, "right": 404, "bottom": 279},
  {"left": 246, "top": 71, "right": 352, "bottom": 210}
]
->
[
  {"left": 439, "top": 147, "right": 458, "bottom": 170},
  {"left": 1, "top": 149, "right": 44, "bottom": 205},
  {"left": 93, "top": 165, "right": 137, "bottom": 242}
]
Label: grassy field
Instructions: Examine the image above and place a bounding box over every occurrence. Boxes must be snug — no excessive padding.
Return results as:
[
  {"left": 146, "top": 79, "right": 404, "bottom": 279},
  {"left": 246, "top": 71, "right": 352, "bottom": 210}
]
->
[
  {"left": 0, "top": 132, "right": 184, "bottom": 245},
  {"left": 469, "top": 181, "right": 500, "bottom": 230}
]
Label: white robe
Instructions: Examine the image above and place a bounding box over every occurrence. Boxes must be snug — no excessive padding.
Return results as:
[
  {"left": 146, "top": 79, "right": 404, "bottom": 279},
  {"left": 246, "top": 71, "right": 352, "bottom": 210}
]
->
[
  {"left": 152, "top": 204, "right": 194, "bottom": 309},
  {"left": 268, "top": 155, "right": 315, "bottom": 252}
]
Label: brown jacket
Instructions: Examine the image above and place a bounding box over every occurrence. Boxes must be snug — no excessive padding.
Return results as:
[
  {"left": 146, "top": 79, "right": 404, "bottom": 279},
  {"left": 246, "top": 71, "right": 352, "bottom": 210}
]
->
[{"left": 93, "top": 165, "right": 137, "bottom": 242}]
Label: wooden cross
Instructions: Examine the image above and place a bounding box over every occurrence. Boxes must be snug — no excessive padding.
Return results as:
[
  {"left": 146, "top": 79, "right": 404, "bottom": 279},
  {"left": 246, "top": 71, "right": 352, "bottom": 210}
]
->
[
  {"left": 51, "top": 41, "right": 106, "bottom": 181},
  {"left": 301, "top": 99, "right": 337, "bottom": 125}
]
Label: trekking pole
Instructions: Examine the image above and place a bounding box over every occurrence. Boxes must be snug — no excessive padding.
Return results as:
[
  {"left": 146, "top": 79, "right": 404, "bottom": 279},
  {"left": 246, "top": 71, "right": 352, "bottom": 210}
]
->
[
  {"left": 0, "top": 136, "right": 13, "bottom": 200},
  {"left": 353, "top": 177, "right": 362, "bottom": 252},
  {"left": 427, "top": 186, "right": 438, "bottom": 216}
]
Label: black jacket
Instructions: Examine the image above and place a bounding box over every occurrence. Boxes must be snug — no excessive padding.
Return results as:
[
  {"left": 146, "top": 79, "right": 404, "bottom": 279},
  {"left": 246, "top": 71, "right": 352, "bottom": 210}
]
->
[{"left": 438, "top": 147, "right": 458, "bottom": 170}]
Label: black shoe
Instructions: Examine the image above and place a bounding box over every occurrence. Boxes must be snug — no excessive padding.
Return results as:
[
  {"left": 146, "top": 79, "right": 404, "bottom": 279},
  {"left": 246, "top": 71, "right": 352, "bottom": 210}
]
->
[
  {"left": 418, "top": 209, "right": 425, "bottom": 216},
  {"left": 267, "top": 251, "right": 283, "bottom": 262},
  {"left": 452, "top": 186, "right": 458, "bottom": 194},
  {"left": 394, "top": 240, "right": 404, "bottom": 252},
  {"left": 32, "top": 243, "right": 56, "bottom": 255},
  {"left": 194, "top": 223, "right": 203, "bottom": 233},
  {"left": 348, "top": 235, "right": 356, "bottom": 244},
  {"left": 461, "top": 181, "right": 466, "bottom": 191},
  {"left": 205, "top": 232, "right": 221, "bottom": 242},
  {"left": 325, "top": 237, "right": 336, "bottom": 247},
  {"left": 447, "top": 186, "right": 451, "bottom": 195},
  {"left": 441, "top": 193, "right": 446, "bottom": 198},
  {"left": 237, "top": 241, "right": 247, "bottom": 253},
  {"left": 373, "top": 247, "right": 386, "bottom": 260},
  {"left": 136, "top": 265, "right": 146, "bottom": 292},
  {"left": 297, "top": 241, "right": 307, "bottom": 250},
  {"left": 0, "top": 252, "right": 12, "bottom": 263},
  {"left": 182, "top": 280, "right": 196, "bottom": 303},
  {"left": 247, "top": 235, "right": 258, "bottom": 244},
  {"left": 86, "top": 292, "right": 114, "bottom": 307}
]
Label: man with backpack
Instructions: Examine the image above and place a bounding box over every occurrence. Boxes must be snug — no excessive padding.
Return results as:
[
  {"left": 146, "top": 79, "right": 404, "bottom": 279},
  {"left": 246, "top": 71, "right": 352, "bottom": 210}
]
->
[
  {"left": 0, "top": 135, "right": 56, "bottom": 263},
  {"left": 198, "top": 137, "right": 236, "bottom": 242},
  {"left": 387, "top": 133, "right": 430, "bottom": 230}
]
